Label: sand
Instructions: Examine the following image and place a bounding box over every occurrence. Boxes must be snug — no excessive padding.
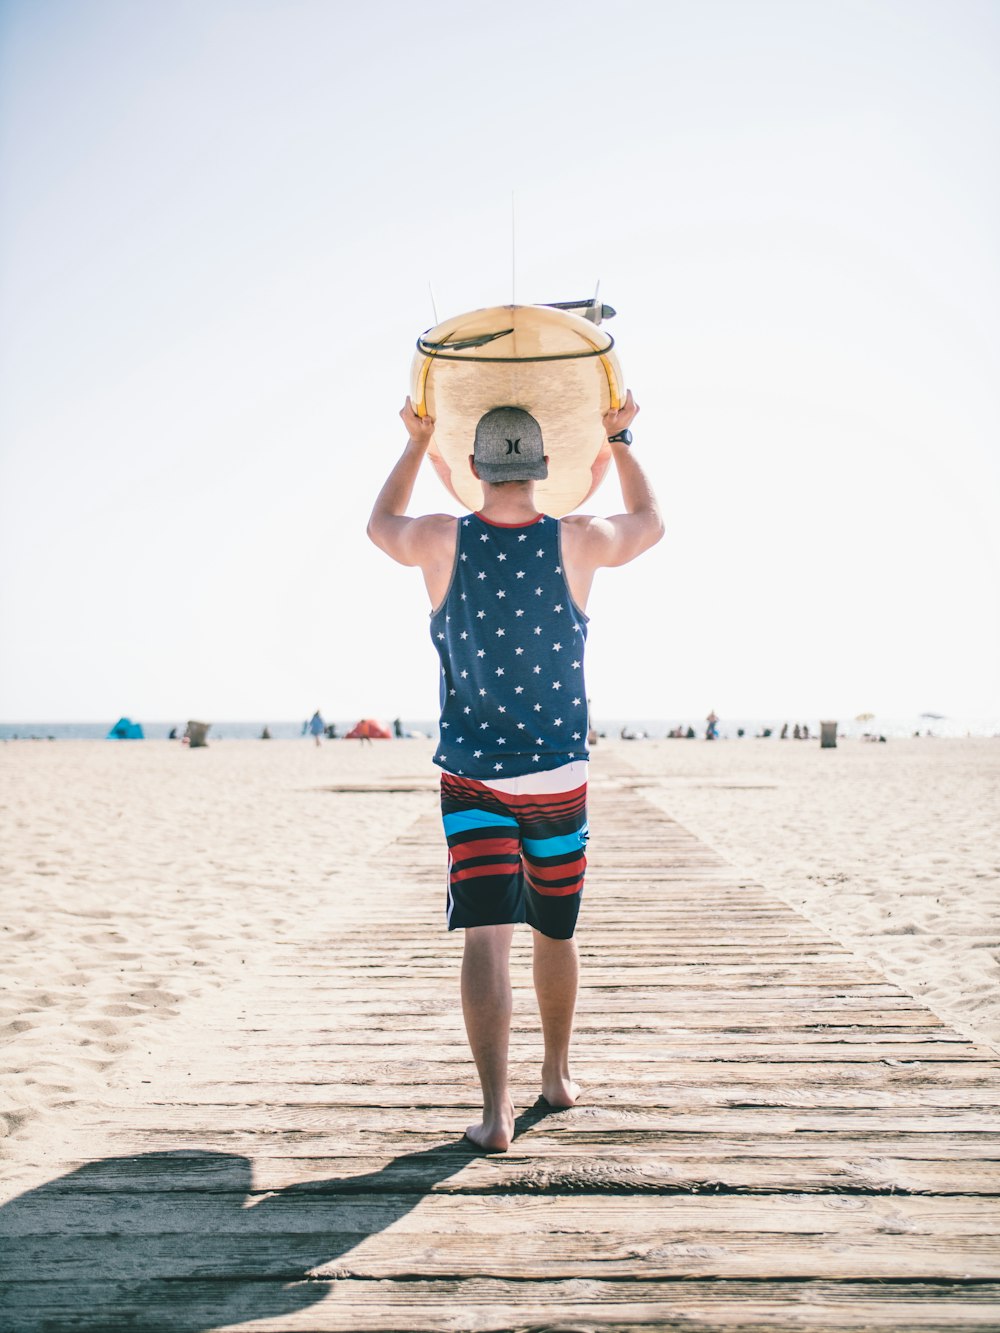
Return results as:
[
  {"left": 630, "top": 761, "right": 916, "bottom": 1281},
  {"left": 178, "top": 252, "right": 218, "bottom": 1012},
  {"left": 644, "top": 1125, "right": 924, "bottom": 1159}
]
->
[
  {"left": 0, "top": 739, "right": 435, "bottom": 1170},
  {"left": 1, "top": 734, "right": 997, "bottom": 1179}
]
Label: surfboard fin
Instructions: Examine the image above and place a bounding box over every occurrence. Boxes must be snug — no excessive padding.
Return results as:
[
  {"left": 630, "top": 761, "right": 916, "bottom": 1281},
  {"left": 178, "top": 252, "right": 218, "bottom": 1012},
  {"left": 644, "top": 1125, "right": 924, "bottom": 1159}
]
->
[
  {"left": 418, "top": 329, "right": 514, "bottom": 354},
  {"left": 544, "top": 297, "right": 616, "bottom": 324}
]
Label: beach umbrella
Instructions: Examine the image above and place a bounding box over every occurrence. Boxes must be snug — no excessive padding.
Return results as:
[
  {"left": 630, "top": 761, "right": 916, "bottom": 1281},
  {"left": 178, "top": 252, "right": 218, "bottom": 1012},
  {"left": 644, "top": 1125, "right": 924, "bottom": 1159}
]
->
[{"left": 855, "top": 712, "right": 875, "bottom": 723}]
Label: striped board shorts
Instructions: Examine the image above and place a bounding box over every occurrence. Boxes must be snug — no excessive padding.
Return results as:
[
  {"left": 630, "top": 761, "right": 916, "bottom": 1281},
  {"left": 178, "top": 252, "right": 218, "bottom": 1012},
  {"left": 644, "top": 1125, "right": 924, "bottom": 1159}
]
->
[{"left": 440, "top": 760, "right": 589, "bottom": 939}]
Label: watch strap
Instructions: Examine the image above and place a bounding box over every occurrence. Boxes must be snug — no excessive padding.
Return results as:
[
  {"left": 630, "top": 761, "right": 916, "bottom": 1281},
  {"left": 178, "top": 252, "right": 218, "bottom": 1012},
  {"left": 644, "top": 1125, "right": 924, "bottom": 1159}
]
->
[{"left": 607, "top": 429, "right": 632, "bottom": 446}]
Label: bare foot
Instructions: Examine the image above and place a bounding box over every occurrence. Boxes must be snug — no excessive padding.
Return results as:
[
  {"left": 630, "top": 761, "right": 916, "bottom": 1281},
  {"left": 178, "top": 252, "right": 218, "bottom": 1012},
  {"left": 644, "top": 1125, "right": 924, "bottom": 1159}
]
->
[
  {"left": 541, "top": 1072, "right": 581, "bottom": 1109},
  {"left": 464, "top": 1097, "right": 515, "bottom": 1152}
]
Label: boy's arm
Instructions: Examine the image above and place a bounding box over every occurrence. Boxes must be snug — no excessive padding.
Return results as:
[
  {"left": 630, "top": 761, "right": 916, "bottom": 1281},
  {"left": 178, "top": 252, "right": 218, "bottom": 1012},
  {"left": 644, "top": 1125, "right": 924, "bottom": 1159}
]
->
[
  {"left": 367, "top": 398, "right": 454, "bottom": 568},
  {"left": 565, "top": 390, "right": 665, "bottom": 569}
]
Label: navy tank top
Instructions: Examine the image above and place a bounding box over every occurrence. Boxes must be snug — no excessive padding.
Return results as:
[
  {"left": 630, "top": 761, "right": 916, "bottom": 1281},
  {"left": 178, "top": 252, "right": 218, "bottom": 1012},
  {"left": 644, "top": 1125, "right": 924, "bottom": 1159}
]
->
[{"left": 430, "top": 512, "right": 589, "bottom": 779}]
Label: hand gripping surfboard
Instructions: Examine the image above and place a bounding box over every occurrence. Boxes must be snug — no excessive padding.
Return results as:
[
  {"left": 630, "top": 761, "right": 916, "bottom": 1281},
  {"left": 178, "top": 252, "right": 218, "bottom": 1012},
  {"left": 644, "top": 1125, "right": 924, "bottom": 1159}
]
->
[{"left": 410, "top": 302, "right": 625, "bottom": 518}]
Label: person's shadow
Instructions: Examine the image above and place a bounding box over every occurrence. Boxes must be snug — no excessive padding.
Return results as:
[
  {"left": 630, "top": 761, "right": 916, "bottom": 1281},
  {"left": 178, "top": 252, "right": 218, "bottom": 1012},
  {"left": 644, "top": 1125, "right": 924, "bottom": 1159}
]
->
[{"left": 0, "top": 1105, "right": 558, "bottom": 1330}]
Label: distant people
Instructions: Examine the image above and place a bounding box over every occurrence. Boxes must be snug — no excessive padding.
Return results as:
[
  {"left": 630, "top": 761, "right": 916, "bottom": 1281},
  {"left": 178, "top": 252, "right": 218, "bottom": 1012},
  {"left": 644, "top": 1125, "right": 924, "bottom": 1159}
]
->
[
  {"left": 780, "top": 722, "right": 789, "bottom": 739},
  {"left": 802, "top": 723, "right": 810, "bottom": 740},
  {"left": 325, "top": 722, "right": 338, "bottom": 739},
  {"left": 168, "top": 727, "right": 178, "bottom": 740},
  {"left": 737, "top": 728, "right": 744, "bottom": 738},
  {"left": 793, "top": 723, "right": 801, "bottom": 740},
  {"left": 705, "top": 710, "right": 719, "bottom": 741},
  {"left": 686, "top": 726, "right": 695, "bottom": 739},
  {"left": 260, "top": 726, "right": 271, "bottom": 740},
  {"left": 308, "top": 710, "right": 325, "bottom": 747},
  {"left": 393, "top": 717, "right": 404, "bottom": 738}
]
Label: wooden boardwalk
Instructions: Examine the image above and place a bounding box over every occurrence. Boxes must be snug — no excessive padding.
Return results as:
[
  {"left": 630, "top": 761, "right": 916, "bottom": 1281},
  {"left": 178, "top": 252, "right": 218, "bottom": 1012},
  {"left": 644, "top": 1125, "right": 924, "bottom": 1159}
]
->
[{"left": 3, "top": 771, "right": 1000, "bottom": 1330}]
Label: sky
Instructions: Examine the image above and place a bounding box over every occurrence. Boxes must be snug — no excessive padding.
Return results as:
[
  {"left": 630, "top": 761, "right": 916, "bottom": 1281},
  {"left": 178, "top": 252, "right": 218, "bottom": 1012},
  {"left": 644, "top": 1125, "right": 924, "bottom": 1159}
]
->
[{"left": 1, "top": 0, "right": 998, "bottom": 725}]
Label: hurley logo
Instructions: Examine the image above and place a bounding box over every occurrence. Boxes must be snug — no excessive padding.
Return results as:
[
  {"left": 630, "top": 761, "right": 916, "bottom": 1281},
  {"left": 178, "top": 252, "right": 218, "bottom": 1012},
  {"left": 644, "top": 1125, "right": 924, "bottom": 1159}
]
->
[{"left": 505, "top": 438, "right": 521, "bottom": 454}]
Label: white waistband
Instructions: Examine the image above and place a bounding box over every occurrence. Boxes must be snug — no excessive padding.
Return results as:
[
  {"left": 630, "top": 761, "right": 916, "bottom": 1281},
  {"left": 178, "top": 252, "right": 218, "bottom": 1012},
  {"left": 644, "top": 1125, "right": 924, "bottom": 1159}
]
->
[{"left": 443, "top": 759, "right": 588, "bottom": 796}]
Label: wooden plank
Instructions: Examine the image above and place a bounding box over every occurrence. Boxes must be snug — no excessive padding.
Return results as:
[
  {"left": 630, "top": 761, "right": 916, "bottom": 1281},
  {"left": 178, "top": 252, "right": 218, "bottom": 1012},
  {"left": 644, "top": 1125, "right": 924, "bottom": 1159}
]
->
[
  {"left": 63, "top": 1101, "right": 1000, "bottom": 1132},
  {"left": 189, "top": 1007, "right": 953, "bottom": 1028},
  {"left": 9, "top": 1190, "right": 999, "bottom": 1237},
  {"left": 107, "top": 1039, "right": 995, "bottom": 1062},
  {"left": 5, "top": 1229, "right": 1000, "bottom": 1282},
  {"left": 115, "top": 1050, "right": 997, "bottom": 1082},
  {"left": 8, "top": 1145, "right": 999, "bottom": 1197},
  {"left": 103, "top": 1079, "right": 1000, "bottom": 1111},
  {"left": 3, "top": 1278, "right": 1000, "bottom": 1333},
  {"left": 20, "top": 1127, "right": 1000, "bottom": 1161}
]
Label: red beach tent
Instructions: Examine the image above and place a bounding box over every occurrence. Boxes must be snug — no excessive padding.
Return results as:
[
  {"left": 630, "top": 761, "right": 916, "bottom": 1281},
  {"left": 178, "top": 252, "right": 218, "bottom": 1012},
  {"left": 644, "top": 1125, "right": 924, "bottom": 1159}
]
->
[{"left": 346, "top": 718, "right": 392, "bottom": 739}]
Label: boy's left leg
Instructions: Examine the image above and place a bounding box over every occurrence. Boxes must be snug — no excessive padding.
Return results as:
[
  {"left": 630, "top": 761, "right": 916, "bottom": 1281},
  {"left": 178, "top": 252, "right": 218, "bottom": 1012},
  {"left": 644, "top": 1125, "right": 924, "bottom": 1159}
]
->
[
  {"left": 461, "top": 923, "right": 516, "bottom": 1151},
  {"left": 519, "top": 766, "right": 589, "bottom": 1108}
]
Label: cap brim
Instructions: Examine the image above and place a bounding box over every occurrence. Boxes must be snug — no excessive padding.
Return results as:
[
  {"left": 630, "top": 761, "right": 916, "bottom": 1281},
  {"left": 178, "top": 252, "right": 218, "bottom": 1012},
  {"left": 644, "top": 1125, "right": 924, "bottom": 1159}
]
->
[{"left": 475, "top": 461, "right": 549, "bottom": 483}]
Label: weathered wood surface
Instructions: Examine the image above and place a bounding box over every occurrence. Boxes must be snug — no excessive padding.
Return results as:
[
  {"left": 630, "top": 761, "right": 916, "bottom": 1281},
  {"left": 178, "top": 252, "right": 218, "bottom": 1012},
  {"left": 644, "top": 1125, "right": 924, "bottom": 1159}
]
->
[{"left": 2, "top": 776, "right": 999, "bottom": 1331}]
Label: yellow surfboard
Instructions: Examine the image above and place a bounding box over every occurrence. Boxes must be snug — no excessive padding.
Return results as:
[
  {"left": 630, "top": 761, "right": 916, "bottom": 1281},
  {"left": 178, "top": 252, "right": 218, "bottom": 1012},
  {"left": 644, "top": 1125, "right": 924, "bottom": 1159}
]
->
[{"left": 410, "top": 302, "right": 625, "bottom": 518}]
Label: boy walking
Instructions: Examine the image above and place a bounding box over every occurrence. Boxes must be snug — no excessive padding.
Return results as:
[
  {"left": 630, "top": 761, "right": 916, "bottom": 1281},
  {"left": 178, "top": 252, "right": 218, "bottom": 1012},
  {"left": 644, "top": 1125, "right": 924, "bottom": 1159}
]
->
[{"left": 368, "top": 391, "right": 662, "bottom": 1149}]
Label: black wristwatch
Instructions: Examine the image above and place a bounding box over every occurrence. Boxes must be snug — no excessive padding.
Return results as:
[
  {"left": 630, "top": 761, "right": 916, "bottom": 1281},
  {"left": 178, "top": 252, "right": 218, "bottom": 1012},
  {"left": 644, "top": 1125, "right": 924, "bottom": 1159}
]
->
[{"left": 607, "top": 429, "right": 633, "bottom": 446}]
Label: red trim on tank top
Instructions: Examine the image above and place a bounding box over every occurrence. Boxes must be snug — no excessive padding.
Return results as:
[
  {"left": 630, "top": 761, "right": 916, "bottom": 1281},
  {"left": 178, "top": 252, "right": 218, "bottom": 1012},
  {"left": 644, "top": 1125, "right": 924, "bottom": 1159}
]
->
[{"left": 474, "top": 512, "right": 545, "bottom": 529}]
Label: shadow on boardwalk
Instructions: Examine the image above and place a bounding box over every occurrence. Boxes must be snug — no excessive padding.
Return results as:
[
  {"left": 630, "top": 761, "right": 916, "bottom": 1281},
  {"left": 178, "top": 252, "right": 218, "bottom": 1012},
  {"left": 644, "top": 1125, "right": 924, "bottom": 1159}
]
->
[{"left": 0, "top": 1105, "right": 558, "bottom": 1330}]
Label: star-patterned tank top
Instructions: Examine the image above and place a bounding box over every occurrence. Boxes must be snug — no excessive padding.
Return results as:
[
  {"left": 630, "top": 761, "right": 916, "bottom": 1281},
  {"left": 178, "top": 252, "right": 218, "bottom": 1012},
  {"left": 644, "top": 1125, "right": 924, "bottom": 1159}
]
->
[{"left": 430, "top": 512, "right": 589, "bottom": 779}]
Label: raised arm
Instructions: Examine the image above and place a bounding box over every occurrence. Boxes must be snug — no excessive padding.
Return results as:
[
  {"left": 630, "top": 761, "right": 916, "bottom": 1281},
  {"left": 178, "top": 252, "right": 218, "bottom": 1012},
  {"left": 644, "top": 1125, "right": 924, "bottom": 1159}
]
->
[
  {"left": 562, "top": 391, "right": 664, "bottom": 596},
  {"left": 367, "top": 398, "right": 457, "bottom": 603}
]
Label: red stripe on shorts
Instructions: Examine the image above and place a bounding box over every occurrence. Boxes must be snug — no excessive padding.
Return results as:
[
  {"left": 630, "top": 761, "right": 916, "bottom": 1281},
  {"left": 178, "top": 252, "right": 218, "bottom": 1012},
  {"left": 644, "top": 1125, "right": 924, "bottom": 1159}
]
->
[
  {"left": 525, "top": 856, "right": 587, "bottom": 882},
  {"left": 449, "top": 836, "right": 520, "bottom": 862},
  {"left": 451, "top": 861, "right": 522, "bottom": 883}
]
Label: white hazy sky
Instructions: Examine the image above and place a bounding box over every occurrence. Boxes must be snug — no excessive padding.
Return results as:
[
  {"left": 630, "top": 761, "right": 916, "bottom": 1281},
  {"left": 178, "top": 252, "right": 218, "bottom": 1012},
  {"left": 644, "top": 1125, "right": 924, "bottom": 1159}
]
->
[{"left": 1, "top": 0, "right": 998, "bottom": 725}]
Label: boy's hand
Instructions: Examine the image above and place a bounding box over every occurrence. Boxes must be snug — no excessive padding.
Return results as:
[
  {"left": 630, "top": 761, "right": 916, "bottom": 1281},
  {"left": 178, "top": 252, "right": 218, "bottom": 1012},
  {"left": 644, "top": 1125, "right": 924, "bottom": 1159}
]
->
[
  {"left": 400, "top": 396, "right": 435, "bottom": 449},
  {"left": 602, "top": 388, "right": 639, "bottom": 438}
]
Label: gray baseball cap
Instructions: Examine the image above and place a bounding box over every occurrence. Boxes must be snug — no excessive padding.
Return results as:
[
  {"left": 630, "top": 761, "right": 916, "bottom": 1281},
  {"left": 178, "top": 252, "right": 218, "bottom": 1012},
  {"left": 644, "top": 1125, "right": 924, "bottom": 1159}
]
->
[{"left": 473, "top": 406, "right": 548, "bottom": 482}]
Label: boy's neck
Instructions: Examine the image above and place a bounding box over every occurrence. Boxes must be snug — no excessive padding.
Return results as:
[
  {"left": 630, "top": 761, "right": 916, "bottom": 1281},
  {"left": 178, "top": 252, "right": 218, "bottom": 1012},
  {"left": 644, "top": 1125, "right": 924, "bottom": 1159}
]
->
[{"left": 478, "top": 482, "right": 542, "bottom": 526}]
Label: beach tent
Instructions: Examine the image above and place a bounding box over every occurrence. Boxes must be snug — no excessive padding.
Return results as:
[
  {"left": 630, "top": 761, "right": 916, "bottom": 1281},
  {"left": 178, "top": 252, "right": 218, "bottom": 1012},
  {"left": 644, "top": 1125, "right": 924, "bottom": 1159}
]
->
[
  {"left": 346, "top": 718, "right": 392, "bottom": 739},
  {"left": 106, "top": 717, "right": 144, "bottom": 740}
]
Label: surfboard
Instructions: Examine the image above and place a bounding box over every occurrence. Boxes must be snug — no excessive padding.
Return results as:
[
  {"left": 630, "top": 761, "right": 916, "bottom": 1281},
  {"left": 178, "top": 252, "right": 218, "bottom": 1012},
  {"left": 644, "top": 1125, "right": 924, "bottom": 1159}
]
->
[{"left": 410, "top": 303, "right": 625, "bottom": 518}]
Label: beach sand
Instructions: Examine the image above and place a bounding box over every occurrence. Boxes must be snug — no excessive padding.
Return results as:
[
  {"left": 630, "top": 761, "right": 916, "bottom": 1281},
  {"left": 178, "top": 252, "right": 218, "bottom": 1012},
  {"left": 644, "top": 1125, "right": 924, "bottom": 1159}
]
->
[
  {"left": 1, "top": 734, "right": 997, "bottom": 1178},
  {"left": 0, "top": 739, "right": 435, "bottom": 1170}
]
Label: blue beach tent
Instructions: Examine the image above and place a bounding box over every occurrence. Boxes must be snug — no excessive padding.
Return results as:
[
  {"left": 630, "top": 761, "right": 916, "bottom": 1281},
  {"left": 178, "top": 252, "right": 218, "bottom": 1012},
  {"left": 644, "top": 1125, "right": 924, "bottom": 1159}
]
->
[{"left": 106, "top": 717, "right": 144, "bottom": 739}]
